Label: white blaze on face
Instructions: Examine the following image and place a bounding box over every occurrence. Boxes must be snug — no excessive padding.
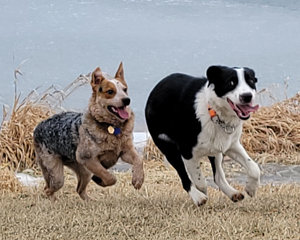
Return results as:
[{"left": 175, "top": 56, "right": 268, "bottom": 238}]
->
[
  {"left": 224, "top": 68, "right": 259, "bottom": 120},
  {"left": 226, "top": 68, "right": 256, "bottom": 105},
  {"left": 107, "top": 79, "right": 130, "bottom": 120},
  {"left": 108, "top": 79, "right": 128, "bottom": 104}
]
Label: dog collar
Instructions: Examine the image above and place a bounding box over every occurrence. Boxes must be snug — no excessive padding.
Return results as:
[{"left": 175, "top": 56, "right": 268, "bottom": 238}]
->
[
  {"left": 107, "top": 125, "right": 121, "bottom": 135},
  {"left": 208, "top": 105, "right": 235, "bottom": 134}
]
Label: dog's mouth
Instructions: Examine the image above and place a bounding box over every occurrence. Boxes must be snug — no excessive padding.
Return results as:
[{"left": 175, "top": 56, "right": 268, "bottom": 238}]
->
[
  {"left": 108, "top": 106, "right": 129, "bottom": 120},
  {"left": 227, "top": 98, "right": 259, "bottom": 120}
]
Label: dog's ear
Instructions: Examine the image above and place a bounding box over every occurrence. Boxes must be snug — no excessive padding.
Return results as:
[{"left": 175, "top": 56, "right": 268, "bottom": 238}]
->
[
  {"left": 206, "top": 65, "right": 224, "bottom": 87},
  {"left": 91, "top": 67, "right": 104, "bottom": 88},
  {"left": 244, "top": 67, "right": 258, "bottom": 83},
  {"left": 115, "top": 62, "right": 126, "bottom": 85}
]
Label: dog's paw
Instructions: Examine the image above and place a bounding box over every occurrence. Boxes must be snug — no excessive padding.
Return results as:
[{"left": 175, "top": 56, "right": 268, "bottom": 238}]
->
[
  {"left": 245, "top": 185, "right": 257, "bottom": 197},
  {"left": 44, "top": 188, "right": 58, "bottom": 202},
  {"left": 79, "top": 191, "right": 95, "bottom": 201},
  {"left": 85, "top": 195, "right": 96, "bottom": 202},
  {"left": 231, "top": 192, "right": 244, "bottom": 202},
  {"left": 245, "top": 178, "right": 259, "bottom": 197},
  {"left": 189, "top": 185, "right": 208, "bottom": 207},
  {"left": 132, "top": 171, "right": 144, "bottom": 190}
]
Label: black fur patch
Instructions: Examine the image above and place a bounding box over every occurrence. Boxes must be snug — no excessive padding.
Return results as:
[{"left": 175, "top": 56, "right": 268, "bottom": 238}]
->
[{"left": 34, "top": 112, "right": 83, "bottom": 161}]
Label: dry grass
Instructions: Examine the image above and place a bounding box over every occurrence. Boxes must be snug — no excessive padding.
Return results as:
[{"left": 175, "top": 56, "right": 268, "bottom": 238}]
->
[
  {"left": 0, "top": 166, "right": 23, "bottom": 193},
  {"left": 0, "top": 161, "right": 300, "bottom": 240},
  {"left": 0, "top": 68, "right": 90, "bottom": 171},
  {"left": 242, "top": 92, "right": 300, "bottom": 164}
]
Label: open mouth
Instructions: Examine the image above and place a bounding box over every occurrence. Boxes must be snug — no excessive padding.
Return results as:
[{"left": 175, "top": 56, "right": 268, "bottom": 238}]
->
[
  {"left": 108, "top": 106, "right": 129, "bottom": 120},
  {"left": 227, "top": 98, "right": 259, "bottom": 120}
]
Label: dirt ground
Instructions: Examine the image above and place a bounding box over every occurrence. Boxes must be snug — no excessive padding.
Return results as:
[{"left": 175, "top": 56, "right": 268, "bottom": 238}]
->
[{"left": 1, "top": 161, "right": 300, "bottom": 240}]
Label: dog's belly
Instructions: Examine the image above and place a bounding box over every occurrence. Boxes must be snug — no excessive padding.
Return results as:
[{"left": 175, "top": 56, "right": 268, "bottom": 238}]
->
[{"left": 98, "top": 151, "right": 120, "bottom": 169}]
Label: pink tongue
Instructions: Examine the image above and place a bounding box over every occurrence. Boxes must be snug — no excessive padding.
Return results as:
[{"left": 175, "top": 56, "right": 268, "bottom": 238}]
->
[
  {"left": 117, "top": 107, "right": 129, "bottom": 119},
  {"left": 237, "top": 104, "right": 259, "bottom": 114}
]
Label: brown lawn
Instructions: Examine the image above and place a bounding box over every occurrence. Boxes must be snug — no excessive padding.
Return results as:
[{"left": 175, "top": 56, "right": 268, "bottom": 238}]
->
[{"left": 1, "top": 161, "right": 299, "bottom": 240}]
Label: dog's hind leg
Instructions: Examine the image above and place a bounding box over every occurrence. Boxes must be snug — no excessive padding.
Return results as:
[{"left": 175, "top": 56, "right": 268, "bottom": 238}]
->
[
  {"left": 36, "top": 151, "right": 64, "bottom": 202},
  {"left": 153, "top": 137, "right": 208, "bottom": 206},
  {"left": 67, "top": 163, "right": 93, "bottom": 200},
  {"left": 183, "top": 158, "right": 207, "bottom": 195},
  {"left": 208, "top": 154, "right": 244, "bottom": 202}
]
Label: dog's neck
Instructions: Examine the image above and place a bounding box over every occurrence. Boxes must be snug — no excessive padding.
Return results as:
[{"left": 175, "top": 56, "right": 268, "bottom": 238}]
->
[
  {"left": 204, "top": 84, "right": 242, "bottom": 127},
  {"left": 85, "top": 104, "right": 135, "bottom": 134}
]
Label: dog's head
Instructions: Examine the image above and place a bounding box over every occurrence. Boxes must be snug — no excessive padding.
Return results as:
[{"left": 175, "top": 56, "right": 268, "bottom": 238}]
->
[
  {"left": 207, "top": 65, "right": 259, "bottom": 120},
  {"left": 89, "top": 62, "right": 131, "bottom": 123}
]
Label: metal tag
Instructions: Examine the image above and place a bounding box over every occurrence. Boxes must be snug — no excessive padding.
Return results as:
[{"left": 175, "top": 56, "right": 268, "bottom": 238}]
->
[
  {"left": 107, "top": 126, "right": 115, "bottom": 134},
  {"left": 224, "top": 126, "right": 235, "bottom": 134}
]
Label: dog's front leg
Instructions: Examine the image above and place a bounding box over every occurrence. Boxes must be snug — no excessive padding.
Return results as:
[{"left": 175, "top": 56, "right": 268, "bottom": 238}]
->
[
  {"left": 209, "top": 153, "right": 244, "bottom": 202},
  {"left": 225, "top": 143, "right": 261, "bottom": 197},
  {"left": 121, "top": 141, "right": 144, "bottom": 189},
  {"left": 77, "top": 156, "right": 117, "bottom": 187}
]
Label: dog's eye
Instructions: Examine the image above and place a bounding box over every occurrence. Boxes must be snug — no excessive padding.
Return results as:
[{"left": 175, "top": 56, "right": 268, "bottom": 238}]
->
[
  {"left": 99, "top": 87, "right": 102, "bottom": 92},
  {"left": 107, "top": 90, "right": 114, "bottom": 95},
  {"left": 230, "top": 81, "right": 234, "bottom": 86},
  {"left": 248, "top": 79, "right": 254, "bottom": 84},
  {"left": 123, "top": 88, "right": 127, "bottom": 93}
]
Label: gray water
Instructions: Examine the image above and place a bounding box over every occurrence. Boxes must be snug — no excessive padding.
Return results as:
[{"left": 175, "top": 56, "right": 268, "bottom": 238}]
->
[{"left": 1, "top": 0, "right": 300, "bottom": 131}]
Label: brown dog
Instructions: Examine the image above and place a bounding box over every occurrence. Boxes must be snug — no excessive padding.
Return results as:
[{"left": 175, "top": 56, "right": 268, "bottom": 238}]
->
[{"left": 33, "top": 62, "right": 144, "bottom": 201}]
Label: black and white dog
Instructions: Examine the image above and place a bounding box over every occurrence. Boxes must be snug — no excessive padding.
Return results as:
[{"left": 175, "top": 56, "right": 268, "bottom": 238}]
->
[{"left": 145, "top": 65, "right": 261, "bottom": 206}]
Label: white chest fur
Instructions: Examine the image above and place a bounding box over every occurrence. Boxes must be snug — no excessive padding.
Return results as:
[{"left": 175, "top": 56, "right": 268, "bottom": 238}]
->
[
  {"left": 193, "top": 85, "right": 243, "bottom": 157},
  {"left": 193, "top": 120, "right": 242, "bottom": 157}
]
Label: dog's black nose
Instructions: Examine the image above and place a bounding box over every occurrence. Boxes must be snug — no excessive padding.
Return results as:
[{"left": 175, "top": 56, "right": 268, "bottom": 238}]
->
[
  {"left": 239, "top": 92, "right": 252, "bottom": 103},
  {"left": 122, "top": 97, "right": 131, "bottom": 106}
]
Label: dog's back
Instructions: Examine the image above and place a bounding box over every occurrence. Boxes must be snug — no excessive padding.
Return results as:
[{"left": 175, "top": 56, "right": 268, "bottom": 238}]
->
[
  {"left": 145, "top": 73, "right": 207, "bottom": 159},
  {"left": 33, "top": 112, "right": 82, "bottom": 161}
]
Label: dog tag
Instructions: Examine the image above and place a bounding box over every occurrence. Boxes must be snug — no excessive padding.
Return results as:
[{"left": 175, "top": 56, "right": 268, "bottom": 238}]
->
[
  {"left": 114, "top": 128, "right": 121, "bottom": 135},
  {"left": 108, "top": 126, "right": 115, "bottom": 134},
  {"left": 224, "top": 126, "right": 235, "bottom": 134}
]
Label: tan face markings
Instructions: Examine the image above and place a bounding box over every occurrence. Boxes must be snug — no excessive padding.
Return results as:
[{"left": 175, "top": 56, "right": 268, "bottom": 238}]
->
[{"left": 98, "top": 79, "right": 117, "bottom": 99}]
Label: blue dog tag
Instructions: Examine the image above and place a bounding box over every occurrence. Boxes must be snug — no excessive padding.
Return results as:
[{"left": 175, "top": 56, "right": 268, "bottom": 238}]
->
[{"left": 114, "top": 128, "right": 121, "bottom": 135}]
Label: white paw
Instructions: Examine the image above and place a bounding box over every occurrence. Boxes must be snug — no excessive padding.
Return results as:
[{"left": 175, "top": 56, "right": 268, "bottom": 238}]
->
[
  {"left": 189, "top": 185, "right": 208, "bottom": 206},
  {"left": 245, "top": 177, "right": 260, "bottom": 197}
]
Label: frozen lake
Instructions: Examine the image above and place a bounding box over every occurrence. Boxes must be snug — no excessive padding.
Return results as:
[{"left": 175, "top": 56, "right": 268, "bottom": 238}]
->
[{"left": 1, "top": 0, "right": 300, "bottom": 131}]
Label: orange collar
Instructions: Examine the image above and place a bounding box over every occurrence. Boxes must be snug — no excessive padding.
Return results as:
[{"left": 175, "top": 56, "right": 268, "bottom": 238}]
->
[
  {"left": 207, "top": 105, "right": 235, "bottom": 134},
  {"left": 208, "top": 105, "right": 217, "bottom": 118}
]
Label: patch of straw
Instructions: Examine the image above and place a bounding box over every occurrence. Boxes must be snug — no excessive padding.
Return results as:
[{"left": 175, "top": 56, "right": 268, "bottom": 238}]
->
[
  {"left": 1, "top": 161, "right": 300, "bottom": 239},
  {"left": 0, "top": 166, "right": 23, "bottom": 192},
  {"left": 0, "top": 63, "right": 90, "bottom": 171},
  {"left": 243, "top": 92, "right": 300, "bottom": 164}
]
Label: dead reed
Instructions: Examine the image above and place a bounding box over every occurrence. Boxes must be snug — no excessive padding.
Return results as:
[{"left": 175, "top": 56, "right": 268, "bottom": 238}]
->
[
  {"left": 0, "top": 64, "right": 90, "bottom": 171},
  {"left": 0, "top": 166, "right": 23, "bottom": 193},
  {"left": 242, "top": 92, "right": 300, "bottom": 164}
]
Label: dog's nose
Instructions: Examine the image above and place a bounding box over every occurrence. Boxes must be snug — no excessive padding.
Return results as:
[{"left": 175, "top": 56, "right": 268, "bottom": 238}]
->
[
  {"left": 122, "top": 97, "right": 131, "bottom": 106},
  {"left": 239, "top": 92, "right": 253, "bottom": 103}
]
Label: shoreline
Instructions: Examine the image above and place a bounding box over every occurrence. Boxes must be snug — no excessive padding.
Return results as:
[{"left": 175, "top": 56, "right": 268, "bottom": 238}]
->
[{"left": 15, "top": 131, "right": 300, "bottom": 188}]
